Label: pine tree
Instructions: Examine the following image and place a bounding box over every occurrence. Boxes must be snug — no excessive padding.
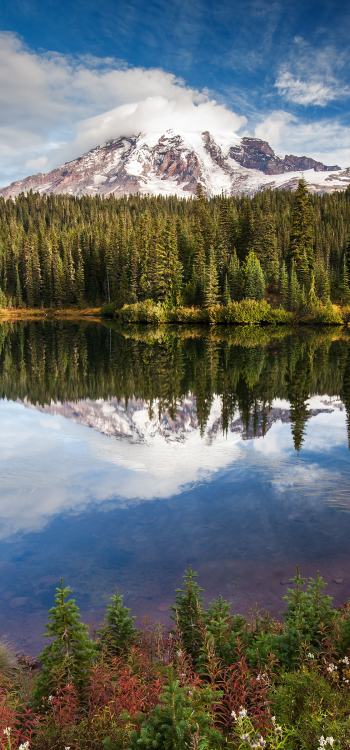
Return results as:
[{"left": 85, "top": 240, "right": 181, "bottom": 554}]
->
[
  {"left": 306, "top": 272, "right": 319, "bottom": 312},
  {"left": 130, "top": 670, "right": 222, "bottom": 749},
  {"left": 242, "top": 250, "right": 266, "bottom": 300},
  {"left": 227, "top": 248, "right": 241, "bottom": 300},
  {"left": 288, "top": 179, "right": 314, "bottom": 287},
  {"left": 279, "top": 261, "right": 288, "bottom": 305},
  {"left": 172, "top": 569, "right": 204, "bottom": 664},
  {"left": 35, "top": 585, "right": 96, "bottom": 702},
  {"left": 288, "top": 262, "right": 302, "bottom": 311},
  {"left": 204, "top": 246, "right": 220, "bottom": 308},
  {"left": 100, "top": 593, "right": 137, "bottom": 656}
]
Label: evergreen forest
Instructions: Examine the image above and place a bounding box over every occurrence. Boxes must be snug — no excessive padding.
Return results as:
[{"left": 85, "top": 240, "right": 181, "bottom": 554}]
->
[{"left": 0, "top": 182, "right": 350, "bottom": 316}]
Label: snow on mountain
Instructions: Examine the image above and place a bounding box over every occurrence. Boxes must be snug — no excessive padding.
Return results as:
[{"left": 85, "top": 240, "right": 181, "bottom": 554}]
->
[
  {"left": 1, "top": 129, "right": 349, "bottom": 199},
  {"left": 30, "top": 394, "right": 343, "bottom": 446}
]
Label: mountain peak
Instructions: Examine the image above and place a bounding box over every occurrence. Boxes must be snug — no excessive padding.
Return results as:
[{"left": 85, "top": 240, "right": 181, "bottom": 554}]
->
[{"left": 0, "top": 130, "right": 347, "bottom": 200}]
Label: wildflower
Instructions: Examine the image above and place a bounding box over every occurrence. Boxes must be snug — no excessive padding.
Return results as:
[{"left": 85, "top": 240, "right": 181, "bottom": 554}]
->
[
  {"left": 241, "top": 733, "right": 250, "bottom": 741},
  {"left": 239, "top": 707, "right": 248, "bottom": 718},
  {"left": 307, "top": 651, "right": 315, "bottom": 659},
  {"left": 342, "top": 655, "right": 349, "bottom": 665},
  {"left": 318, "top": 737, "right": 335, "bottom": 749},
  {"left": 48, "top": 694, "right": 54, "bottom": 703},
  {"left": 18, "top": 743, "right": 30, "bottom": 750},
  {"left": 231, "top": 710, "right": 237, "bottom": 720},
  {"left": 326, "top": 663, "right": 337, "bottom": 673},
  {"left": 3, "top": 728, "right": 11, "bottom": 738}
]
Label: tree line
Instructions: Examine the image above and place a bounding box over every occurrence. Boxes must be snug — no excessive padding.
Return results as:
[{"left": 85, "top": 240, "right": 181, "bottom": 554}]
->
[
  {"left": 1, "top": 321, "right": 349, "bottom": 451},
  {"left": 0, "top": 182, "right": 349, "bottom": 309}
]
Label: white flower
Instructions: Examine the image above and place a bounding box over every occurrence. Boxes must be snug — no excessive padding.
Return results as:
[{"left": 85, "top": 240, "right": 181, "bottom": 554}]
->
[
  {"left": 231, "top": 710, "right": 237, "bottom": 720},
  {"left": 239, "top": 707, "right": 248, "bottom": 718},
  {"left": 307, "top": 652, "right": 315, "bottom": 659},
  {"left": 48, "top": 694, "right": 54, "bottom": 703},
  {"left": 318, "top": 737, "right": 335, "bottom": 749},
  {"left": 326, "top": 663, "right": 337, "bottom": 673},
  {"left": 3, "top": 727, "right": 11, "bottom": 737},
  {"left": 18, "top": 743, "right": 30, "bottom": 750},
  {"left": 342, "top": 655, "right": 349, "bottom": 665}
]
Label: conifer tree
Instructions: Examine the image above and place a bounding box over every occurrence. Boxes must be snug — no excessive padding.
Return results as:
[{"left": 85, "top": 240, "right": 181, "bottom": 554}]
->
[
  {"left": 131, "top": 670, "right": 222, "bottom": 749},
  {"left": 35, "top": 585, "right": 96, "bottom": 702},
  {"left": 242, "top": 250, "right": 266, "bottom": 300},
  {"left": 288, "top": 262, "right": 302, "bottom": 311},
  {"left": 279, "top": 261, "right": 288, "bottom": 305},
  {"left": 100, "top": 593, "right": 137, "bottom": 656},
  {"left": 172, "top": 569, "right": 204, "bottom": 664},
  {"left": 204, "top": 246, "right": 220, "bottom": 307},
  {"left": 288, "top": 179, "right": 314, "bottom": 287},
  {"left": 227, "top": 248, "right": 241, "bottom": 300}
]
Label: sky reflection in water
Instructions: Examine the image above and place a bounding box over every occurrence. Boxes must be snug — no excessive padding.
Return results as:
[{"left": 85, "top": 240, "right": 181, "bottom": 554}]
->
[{"left": 0, "top": 321, "right": 349, "bottom": 653}]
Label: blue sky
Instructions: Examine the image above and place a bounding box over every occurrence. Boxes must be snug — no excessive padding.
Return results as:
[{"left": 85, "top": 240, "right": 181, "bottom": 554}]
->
[{"left": 0, "top": 0, "right": 349, "bottom": 184}]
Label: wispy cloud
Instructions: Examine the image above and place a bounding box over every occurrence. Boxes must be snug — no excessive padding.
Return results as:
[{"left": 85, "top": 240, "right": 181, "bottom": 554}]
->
[
  {"left": 275, "top": 37, "right": 350, "bottom": 106},
  {"left": 255, "top": 110, "right": 350, "bottom": 167}
]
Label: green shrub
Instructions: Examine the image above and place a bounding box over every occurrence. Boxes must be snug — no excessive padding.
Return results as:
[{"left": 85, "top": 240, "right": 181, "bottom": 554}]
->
[
  {"left": 301, "top": 302, "right": 344, "bottom": 326},
  {"left": 271, "top": 670, "right": 350, "bottom": 749},
  {"left": 341, "top": 304, "right": 350, "bottom": 324},
  {"left": 225, "top": 298, "right": 271, "bottom": 324},
  {"left": 278, "top": 574, "right": 337, "bottom": 668},
  {"left": 101, "top": 301, "right": 119, "bottom": 318},
  {"left": 130, "top": 671, "right": 223, "bottom": 749},
  {"left": 267, "top": 307, "right": 296, "bottom": 325}
]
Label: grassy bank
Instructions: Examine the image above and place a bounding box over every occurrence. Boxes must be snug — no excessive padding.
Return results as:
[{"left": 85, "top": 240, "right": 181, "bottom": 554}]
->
[
  {"left": 0, "top": 306, "right": 102, "bottom": 321},
  {"left": 1, "top": 571, "right": 350, "bottom": 749},
  {"left": 1, "top": 300, "right": 350, "bottom": 327},
  {"left": 103, "top": 298, "right": 350, "bottom": 327}
]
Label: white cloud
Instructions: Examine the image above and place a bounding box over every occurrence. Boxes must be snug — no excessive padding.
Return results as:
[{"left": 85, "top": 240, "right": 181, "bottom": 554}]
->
[
  {"left": 255, "top": 110, "right": 350, "bottom": 168},
  {"left": 275, "top": 72, "right": 341, "bottom": 107},
  {"left": 0, "top": 31, "right": 246, "bottom": 184},
  {"left": 0, "top": 31, "right": 349, "bottom": 184},
  {"left": 275, "top": 37, "right": 350, "bottom": 107}
]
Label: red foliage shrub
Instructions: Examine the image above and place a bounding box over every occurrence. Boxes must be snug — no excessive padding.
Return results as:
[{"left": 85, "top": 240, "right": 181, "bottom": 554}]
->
[
  {"left": 0, "top": 689, "right": 19, "bottom": 745},
  {"left": 49, "top": 683, "right": 79, "bottom": 727},
  {"left": 216, "top": 654, "right": 271, "bottom": 731},
  {"left": 88, "top": 652, "right": 164, "bottom": 719}
]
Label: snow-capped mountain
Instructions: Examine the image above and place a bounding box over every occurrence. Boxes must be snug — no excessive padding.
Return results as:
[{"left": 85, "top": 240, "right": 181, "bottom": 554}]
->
[
  {"left": 29, "top": 394, "right": 342, "bottom": 445},
  {"left": 1, "top": 129, "right": 349, "bottom": 198}
]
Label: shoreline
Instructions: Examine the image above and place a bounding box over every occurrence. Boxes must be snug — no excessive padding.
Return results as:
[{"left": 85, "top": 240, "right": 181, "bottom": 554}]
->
[{"left": 1, "top": 301, "right": 350, "bottom": 327}]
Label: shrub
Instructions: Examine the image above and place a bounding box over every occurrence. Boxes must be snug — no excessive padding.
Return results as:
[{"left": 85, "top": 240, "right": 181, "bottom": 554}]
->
[
  {"left": 271, "top": 670, "right": 350, "bottom": 749},
  {"left": 300, "top": 302, "right": 344, "bottom": 326},
  {"left": 130, "top": 670, "right": 223, "bottom": 749},
  {"left": 267, "top": 307, "right": 295, "bottom": 325},
  {"left": 101, "top": 302, "right": 119, "bottom": 318},
  {"left": 225, "top": 299, "right": 272, "bottom": 324},
  {"left": 278, "top": 574, "right": 337, "bottom": 669},
  {"left": 341, "top": 304, "right": 350, "bottom": 324}
]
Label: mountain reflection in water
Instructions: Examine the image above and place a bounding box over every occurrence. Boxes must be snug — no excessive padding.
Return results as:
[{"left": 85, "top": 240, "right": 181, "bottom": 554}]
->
[{"left": 0, "top": 320, "right": 349, "bottom": 653}]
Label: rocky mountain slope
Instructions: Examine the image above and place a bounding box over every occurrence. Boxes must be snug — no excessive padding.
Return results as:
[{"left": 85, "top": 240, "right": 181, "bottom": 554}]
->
[{"left": 1, "top": 129, "right": 349, "bottom": 198}]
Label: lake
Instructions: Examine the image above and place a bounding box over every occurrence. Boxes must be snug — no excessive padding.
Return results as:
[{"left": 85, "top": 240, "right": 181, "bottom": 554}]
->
[{"left": 0, "top": 319, "right": 350, "bottom": 654}]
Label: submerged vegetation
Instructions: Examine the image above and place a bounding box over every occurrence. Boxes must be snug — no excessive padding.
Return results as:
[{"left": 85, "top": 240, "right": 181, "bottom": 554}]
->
[
  {"left": 0, "top": 182, "right": 350, "bottom": 322},
  {"left": 0, "top": 320, "right": 349, "bottom": 451},
  {"left": 1, "top": 571, "right": 350, "bottom": 749}
]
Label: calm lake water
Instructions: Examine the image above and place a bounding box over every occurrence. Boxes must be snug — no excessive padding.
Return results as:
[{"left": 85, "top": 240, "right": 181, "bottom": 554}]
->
[{"left": 0, "top": 319, "right": 350, "bottom": 653}]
